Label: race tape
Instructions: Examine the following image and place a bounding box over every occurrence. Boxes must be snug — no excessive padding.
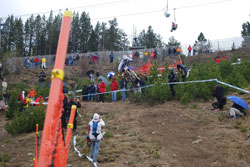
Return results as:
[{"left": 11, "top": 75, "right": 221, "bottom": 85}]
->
[
  {"left": 73, "top": 135, "right": 99, "bottom": 167},
  {"left": 216, "top": 79, "right": 250, "bottom": 94},
  {"left": 73, "top": 135, "right": 83, "bottom": 157},
  {"left": 42, "top": 78, "right": 250, "bottom": 103}
]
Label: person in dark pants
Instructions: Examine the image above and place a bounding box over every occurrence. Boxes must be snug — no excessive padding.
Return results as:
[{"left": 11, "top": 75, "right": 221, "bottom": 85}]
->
[
  {"left": 68, "top": 97, "right": 81, "bottom": 132},
  {"left": 62, "top": 93, "right": 70, "bottom": 130},
  {"left": 98, "top": 79, "right": 106, "bottom": 103},
  {"left": 109, "top": 52, "right": 114, "bottom": 63},
  {"left": 82, "top": 82, "right": 89, "bottom": 101},
  {"left": 168, "top": 68, "right": 178, "bottom": 97},
  {"left": 211, "top": 85, "right": 226, "bottom": 110},
  {"left": 39, "top": 70, "right": 46, "bottom": 87}
]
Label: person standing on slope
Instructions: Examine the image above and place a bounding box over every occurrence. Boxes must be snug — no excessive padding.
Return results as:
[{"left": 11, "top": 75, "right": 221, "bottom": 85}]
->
[{"left": 87, "top": 113, "right": 105, "bottom": 165}]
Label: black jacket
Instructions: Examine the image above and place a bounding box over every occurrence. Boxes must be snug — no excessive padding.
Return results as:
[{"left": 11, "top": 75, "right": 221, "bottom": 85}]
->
[
  {"left": 212, "top": 86, "right": 226, "bottom": 104},
  {"left": 168, "top": 72, "right": 178, "bottom": 83}
]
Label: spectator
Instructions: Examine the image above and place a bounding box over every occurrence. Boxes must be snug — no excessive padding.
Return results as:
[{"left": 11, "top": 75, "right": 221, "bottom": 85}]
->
[
  {"left": 173, "top": 48, "right": 177, "bottom": 55},
  {"left": 3, "top": 92, "right": 10, "bottom": 106},
  {"left": 24, "top": 57, "right": 29, "bottom": 69},
  {"left": 154, "top": 49, "right": 158, "bottom": 59},
  {"left": 76, "top": 54, "right": 80, "bottom": 61},
  {"left": 143, "top": 50, "right": 149, "bottom": 62},
  {"left": 96, "top": 71, "right": 100, "bottom": 77},
  {"left": 39, "top": 70, "right": 46, "bottom": 87},
  {"left": 18, "top": 91, "right": 25, "bottom": 102},
  {"left": 68, "top": 56, "right": 73, "bottom": 66},
  {"left": 88, "top": 82, "right": 96, "bottom": 101},
  {"left": 24, "top": 95, "right": 33, "bottom": 108},
  {"left": 87, "top": 113, "right": 105, "bottom": 165},
  {"left": 68, "top": 96, "right": 81, "bottom": 133},
  {"left": 150, "top": 51, "right": 155, "bottom": 60},
  {"left": 2, "top": 79, "right": 7, "bottom": 94},
  {"left": 62, "top": 93, "right": 70, "bottom": 131},
  {"left": 41, "top": 57, "right": 47, "bottom": 69},
  {"left": 188, "top": 45, "right": 192, "bottom": 56},
  {"left": 94, "top": 81, "right": 98, "bottom": 102},
  {"left": 34, "top": 57, "right": 39, "bottom": 67},
  {"left": 0, "top": 62, "right": 3, "bottom": 81},
  {"left": 215, "top": 56, "right": 221, "bottom": 64},
  {"left": 111, "top": 77, "right": 118, "bottom": 102},
  {"left": 211, "top": 85, "right": 226, "bottom": 110},
  {"left": 82, "top": 83, "right": 89, "bottom": 101},
  {"left": 109, "top": 52, "right": 114, "bottom": 63},
  {"left": 28, "top": 88, "right": 36, "bottom": 101},
  {"left": 98, "top": 79, "right": 106, "bottom": 103},
  {"left": 34, "top": 96, "right": 44, "bottom": 106},
  {"left": 193, "top": 44, "right": 197, "bottom": 56},
  {"left": 30, "top": 57, "right": 35, "bottom": 68},
  {"left": 120, "top": 75, "right": 127, "bottom": 101},
  {"left": 230, "top": 103, "right": 246, "bottom": 119},
  {"left": 222, "top": 55, "right": 226, "bottom": 61},
  {"left": 168, "top": 68, "right": 178, "bottom": 97},
  {"left": 176, "top": 47, "right": 181, "bottom": 55},
  {"left": 168, "top": 47, "right": 172, "bottom": 56}
]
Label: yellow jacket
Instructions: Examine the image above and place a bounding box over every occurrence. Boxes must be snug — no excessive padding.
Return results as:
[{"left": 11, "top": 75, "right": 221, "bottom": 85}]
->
[
  {"left": 24, "top": 97, "right": 33, "bottom": 107},
  {"left": 41, "top": 58, "right": 46, "bottom": 63}
]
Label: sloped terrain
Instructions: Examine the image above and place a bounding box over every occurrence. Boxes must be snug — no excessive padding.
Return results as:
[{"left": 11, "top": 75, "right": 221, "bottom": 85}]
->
[
  {"left": 1, "top": 95, "right": 250, "bottom": 167},
  {"left": 1, "top": 49, "right": 250, "bottom": 167}
]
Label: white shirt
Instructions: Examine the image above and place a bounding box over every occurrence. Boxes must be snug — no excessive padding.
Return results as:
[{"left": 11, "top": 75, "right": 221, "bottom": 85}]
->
[
  {"left": 2, "top": 81, "right": 7, "bottom": 88},
  {"left": 88, "top": 119, "right": 105, "bottom": 141}
]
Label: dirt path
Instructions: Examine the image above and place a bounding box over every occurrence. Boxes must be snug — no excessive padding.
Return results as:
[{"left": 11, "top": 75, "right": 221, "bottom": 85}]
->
[{"left": 1, "top": 98, "right": 250, "bottom": 167}]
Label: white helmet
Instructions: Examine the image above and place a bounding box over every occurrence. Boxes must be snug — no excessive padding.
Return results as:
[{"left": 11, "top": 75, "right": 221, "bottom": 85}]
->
[
  {"left": 93, "top": 113, "right": 99, "bottom": 121},
  {"left": 123, "top": 55, "right": 128, "bottom": 59}
]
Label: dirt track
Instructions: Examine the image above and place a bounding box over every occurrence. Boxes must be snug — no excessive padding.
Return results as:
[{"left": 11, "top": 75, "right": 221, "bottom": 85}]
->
[{"left": 1, "top": 96, "right": 250, "bottom": 167}]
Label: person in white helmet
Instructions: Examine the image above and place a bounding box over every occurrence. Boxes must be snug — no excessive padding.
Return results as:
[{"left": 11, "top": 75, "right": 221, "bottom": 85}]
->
[
  {"left": 87, "top": 113, "right": 105, "bottom": 164},
  {"left": 118, "top": 55, "right": 133, "bottom": 72}
]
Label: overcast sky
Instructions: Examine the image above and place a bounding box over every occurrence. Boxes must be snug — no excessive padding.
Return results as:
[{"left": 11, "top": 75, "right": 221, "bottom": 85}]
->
[{"left": 0, "top": 0, "right": 249, "bottom": 46}]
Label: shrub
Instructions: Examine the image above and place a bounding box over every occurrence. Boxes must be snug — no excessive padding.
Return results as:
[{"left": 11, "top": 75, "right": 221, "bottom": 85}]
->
[{"left": 5, "top": 106, "right": 45, "bottom": 135}]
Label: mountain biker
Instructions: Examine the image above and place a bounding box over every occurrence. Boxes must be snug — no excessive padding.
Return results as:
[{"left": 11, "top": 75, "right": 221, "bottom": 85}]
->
[{"left": 118, "top": 55, "right": 133, "bottom": 72}]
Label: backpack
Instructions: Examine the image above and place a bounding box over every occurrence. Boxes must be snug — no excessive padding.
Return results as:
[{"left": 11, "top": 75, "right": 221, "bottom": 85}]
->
[{"left": 92, "top": 121, "right": 99, "bottom": 137}]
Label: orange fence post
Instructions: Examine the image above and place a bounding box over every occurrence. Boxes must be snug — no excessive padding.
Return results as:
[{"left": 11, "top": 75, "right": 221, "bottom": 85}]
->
[
  {"left": 38, "top": 10, "right": 72, "bottom": 167},
  {"left": 35, "top": 124, "right": 38, "bottom": 167},
  {"left": 33, "top": 158, "right": 36, "bottom": 167},
  {"left": 65, "top": 105, "right": 77, "bottom": 148}
]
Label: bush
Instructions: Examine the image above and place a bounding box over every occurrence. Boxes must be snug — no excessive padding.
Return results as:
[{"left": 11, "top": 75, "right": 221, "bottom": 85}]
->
[{"left": 5, "top": 106, "right": 45, "bottom": 135}]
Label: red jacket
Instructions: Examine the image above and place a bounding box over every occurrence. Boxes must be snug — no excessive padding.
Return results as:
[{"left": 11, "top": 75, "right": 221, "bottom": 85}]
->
[
  {"left": 35, "top": 58, "right": 39, "bottom": 63},
  {"left": 111, "top": 80, "right": 118, "bottom": 91},
  {"left": 216, "top": 58, "right": 221, "bottom": 64},
  {"left": 98, "top": 82, "right": 106, "bottom": 93},
  {"left": 188, "top": 46, "right": 192, "bottom": 51},
  {"left": 34, "top": 96, "right": 44, "bottom": 106}
]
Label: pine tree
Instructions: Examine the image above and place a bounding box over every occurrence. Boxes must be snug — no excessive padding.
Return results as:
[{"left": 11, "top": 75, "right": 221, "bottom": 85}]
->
[
  {"left": 14, "top": 18, "right": 24, "bottom": 56},
  {"left": 241, "top": 21, "right": 250, "bottom": 47},
  {"left": 138, "top": 25, "right": 164, "bottom": 48},
  {"left": 79, "top": 12, "right": 92, "bottom": 53}
]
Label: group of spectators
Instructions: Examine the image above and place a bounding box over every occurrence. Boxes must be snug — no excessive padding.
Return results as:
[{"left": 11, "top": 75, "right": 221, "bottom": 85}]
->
[
  {"left": 24, "top": 57, "right": 47, "bottom": 69},
  {"left": 18, "top": 88, "right": 44, "bottom": 109},
  {"left": 65, "top": 54, "right": 80, "bottom": 66},
  {"left": 81, "top": 77, "right": 120, "bottom": 103}
]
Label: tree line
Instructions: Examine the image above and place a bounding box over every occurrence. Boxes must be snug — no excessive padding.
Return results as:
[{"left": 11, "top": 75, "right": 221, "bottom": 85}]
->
[{"left": 0, "top": 11, "right": 165, "bottom": 57}]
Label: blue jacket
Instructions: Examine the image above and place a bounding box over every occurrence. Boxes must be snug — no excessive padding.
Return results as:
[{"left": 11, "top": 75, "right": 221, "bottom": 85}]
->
[
  {"left": 120, "top": 78, "right": 127, "bottom": 89},
  {"left": 89, "top": 85, "right": 96, "bottom": 94}
]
